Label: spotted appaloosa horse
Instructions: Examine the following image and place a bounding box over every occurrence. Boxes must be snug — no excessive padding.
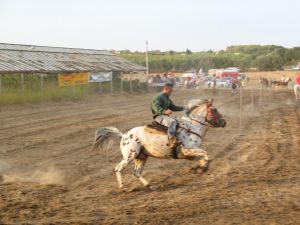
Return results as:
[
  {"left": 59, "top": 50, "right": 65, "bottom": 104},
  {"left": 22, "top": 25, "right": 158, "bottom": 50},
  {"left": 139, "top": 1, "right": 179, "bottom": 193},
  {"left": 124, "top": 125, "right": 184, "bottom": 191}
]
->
[
  {"left": 93, "top": 99, "right": 226, "bottom": 189},
  {"left": 294, "top": 84, "right": 300, "bottom": 101}
]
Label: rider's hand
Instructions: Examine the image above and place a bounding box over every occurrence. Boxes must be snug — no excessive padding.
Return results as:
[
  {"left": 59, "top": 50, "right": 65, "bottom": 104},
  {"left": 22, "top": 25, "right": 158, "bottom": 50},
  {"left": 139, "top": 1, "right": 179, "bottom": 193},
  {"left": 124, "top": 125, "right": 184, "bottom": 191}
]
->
[{"left": 164, "top": 109, "right": 173, "bottom": 115}]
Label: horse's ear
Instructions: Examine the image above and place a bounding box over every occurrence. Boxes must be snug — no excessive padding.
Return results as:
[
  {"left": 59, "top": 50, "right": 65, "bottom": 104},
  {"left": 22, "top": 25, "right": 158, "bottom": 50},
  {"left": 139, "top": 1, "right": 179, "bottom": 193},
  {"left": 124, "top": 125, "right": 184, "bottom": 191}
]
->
[{"left": 209, "top": 99, "right": 214, "bottom": 106}]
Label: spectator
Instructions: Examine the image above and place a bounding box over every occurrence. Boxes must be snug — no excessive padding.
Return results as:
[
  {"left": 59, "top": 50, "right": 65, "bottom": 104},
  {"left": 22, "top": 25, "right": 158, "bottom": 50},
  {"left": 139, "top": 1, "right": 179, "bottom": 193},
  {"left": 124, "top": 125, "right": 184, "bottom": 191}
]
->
[{"left": 231, "top": 81, "right": 237, "bottom": 95}]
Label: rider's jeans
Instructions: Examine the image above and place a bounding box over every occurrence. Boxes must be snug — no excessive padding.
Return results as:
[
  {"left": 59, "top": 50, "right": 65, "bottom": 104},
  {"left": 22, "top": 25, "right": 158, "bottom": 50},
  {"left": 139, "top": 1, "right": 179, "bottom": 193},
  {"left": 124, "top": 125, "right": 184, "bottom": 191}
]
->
[{"left": 155, "top": 115, "right": 177, "bottom": 138}]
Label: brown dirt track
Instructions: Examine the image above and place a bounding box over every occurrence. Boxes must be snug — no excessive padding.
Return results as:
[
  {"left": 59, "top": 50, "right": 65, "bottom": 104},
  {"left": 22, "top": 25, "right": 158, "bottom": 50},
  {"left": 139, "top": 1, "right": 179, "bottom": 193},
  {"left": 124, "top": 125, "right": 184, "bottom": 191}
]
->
[{"left": 0, "top": 88, "right": 299, "bottom": 225}]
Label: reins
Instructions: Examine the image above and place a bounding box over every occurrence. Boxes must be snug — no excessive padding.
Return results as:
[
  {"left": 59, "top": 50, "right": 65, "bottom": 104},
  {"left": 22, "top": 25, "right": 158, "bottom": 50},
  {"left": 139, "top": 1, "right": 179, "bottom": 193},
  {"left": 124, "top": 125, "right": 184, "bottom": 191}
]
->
[
  {"left": 179, "top": 102, "right": 219, "bottom": 138},
  {"left": 189, "top": 117, "right": 214, "bottom": 128}
]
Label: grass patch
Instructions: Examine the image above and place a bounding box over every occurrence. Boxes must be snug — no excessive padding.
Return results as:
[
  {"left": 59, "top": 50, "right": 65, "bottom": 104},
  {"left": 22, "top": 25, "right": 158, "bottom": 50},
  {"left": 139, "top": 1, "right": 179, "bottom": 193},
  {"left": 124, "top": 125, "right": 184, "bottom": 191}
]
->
[{"left": 0, "top": 77, "right": 150, "bottom": 106}]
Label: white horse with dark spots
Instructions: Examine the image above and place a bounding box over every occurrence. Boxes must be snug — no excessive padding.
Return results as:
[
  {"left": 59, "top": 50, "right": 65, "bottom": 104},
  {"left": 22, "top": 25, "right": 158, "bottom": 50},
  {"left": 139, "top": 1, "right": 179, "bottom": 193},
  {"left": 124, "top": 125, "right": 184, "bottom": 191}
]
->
[{"left": 93, "top": 99, "right": 226, "bottom": 189}]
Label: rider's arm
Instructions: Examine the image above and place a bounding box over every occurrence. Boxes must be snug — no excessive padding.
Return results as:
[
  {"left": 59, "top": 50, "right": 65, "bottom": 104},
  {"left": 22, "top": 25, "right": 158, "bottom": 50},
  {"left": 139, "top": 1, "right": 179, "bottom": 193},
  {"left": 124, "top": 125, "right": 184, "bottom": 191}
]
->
[{"left": 169, "top": 100, "right": 184, "bottom": 112}]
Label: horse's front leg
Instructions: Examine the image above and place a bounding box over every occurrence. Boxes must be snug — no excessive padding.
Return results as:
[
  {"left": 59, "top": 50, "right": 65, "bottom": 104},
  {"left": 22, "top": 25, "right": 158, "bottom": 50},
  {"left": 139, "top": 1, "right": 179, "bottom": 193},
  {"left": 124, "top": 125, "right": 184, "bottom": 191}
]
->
[{"left": 178, "top": 147, "right": 209, "bottom": 171}]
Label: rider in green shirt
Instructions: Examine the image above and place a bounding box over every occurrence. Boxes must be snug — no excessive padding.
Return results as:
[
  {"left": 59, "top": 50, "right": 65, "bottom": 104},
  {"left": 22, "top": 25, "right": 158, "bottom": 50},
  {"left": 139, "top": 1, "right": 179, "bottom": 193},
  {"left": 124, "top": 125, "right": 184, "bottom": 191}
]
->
[{"left": 151, "top": 83, "right": 184, "bottom": 149}]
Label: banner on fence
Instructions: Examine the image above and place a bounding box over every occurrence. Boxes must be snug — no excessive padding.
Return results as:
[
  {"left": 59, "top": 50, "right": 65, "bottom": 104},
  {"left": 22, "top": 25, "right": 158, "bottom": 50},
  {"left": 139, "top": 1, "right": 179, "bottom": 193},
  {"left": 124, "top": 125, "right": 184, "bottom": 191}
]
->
[
  {"left": 88, "top": 72, "right": 112, "bottom": 83},
  {"left": 58, "top": 73, "right": 89, "bottom": 87}
]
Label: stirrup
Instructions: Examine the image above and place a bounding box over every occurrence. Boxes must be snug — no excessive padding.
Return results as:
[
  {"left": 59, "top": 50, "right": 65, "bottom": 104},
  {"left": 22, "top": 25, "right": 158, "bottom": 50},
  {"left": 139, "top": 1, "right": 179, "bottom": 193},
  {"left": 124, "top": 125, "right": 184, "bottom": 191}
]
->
[{"left": 171, "top": 147, "right": 179, "bottom": 159}]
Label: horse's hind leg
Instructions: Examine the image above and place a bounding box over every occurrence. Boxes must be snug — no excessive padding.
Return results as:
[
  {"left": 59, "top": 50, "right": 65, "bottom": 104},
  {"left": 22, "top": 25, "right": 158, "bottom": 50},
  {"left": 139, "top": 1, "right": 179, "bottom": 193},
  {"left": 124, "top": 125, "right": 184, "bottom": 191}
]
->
[
  {"left": 115, "top": 159, "right": 131, "bottom": 189},
  {"left": 115, "top": 137, "right": 142, "bottom": 188},
  {"left": 115, "top": 151, "right": 136, "bottom": 189},
  {"left": 133, "top": 155, "right": 149, "bottom": 187}
]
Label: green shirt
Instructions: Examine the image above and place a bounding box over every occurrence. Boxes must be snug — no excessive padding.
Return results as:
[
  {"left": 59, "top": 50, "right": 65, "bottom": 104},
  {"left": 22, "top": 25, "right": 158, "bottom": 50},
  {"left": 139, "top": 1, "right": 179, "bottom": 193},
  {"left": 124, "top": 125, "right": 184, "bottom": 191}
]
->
[{"left": 151, "top": 93, "right": 184, "bottom": 118}]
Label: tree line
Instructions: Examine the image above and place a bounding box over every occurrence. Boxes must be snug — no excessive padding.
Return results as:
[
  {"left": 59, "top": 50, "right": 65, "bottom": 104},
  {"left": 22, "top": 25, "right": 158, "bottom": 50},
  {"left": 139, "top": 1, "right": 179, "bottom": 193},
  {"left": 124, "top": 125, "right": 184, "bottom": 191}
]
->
[{"left": 118, "top": 45, "right": 300, "bottom": 72}]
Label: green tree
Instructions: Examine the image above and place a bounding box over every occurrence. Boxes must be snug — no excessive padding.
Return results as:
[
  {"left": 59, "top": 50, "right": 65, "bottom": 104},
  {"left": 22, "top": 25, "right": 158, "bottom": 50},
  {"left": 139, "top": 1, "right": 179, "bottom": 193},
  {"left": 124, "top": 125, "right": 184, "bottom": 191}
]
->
[
  {"left": 255, "top": 55, "right": 283, "bottom": 71},
  {"left": 186, "top": 48, "right": 192, "bottom": 55}
]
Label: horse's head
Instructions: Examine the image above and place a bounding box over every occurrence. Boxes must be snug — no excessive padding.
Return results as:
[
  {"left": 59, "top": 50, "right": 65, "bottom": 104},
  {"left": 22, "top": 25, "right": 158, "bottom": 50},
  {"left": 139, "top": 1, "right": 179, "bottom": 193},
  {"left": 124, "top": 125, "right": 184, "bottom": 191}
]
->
[{"left": 185, "top": 99, "right": 226, "bottom": 128}]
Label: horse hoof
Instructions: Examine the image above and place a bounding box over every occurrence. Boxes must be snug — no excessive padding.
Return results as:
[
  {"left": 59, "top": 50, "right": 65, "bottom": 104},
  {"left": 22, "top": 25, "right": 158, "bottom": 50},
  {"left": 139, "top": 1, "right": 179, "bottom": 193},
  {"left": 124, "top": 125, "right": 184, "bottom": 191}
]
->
[
  {"left": 200, "top": 166, "right": 209, "bottom": 173},
  {"left": 149, "top": 185, "right": 158, "bottom": 191}
]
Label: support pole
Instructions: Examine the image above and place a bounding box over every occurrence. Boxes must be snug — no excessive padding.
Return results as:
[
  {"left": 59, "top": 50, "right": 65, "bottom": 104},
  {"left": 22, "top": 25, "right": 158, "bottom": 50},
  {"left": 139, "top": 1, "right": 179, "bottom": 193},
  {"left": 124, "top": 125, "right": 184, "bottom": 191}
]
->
[
  {"left": 130, "top": 73, "right": 133, "bottom": 94},
  {"left": 40, "top": 74, "right": 44, "bottom": 92},
  {"left": 21, "top": 73, "right": 24, "bottom": 94},
  {"left": 86, "top": 83, "right": 89, "bottom": 96},
  {"left": 120, "top": 74, "right": 123, "bottom": 94},
  {"left": 259, "top": 85, "right": 262, "bottom": 106},
  {"left": 99, "top": 82, "right": 102, "bottom": 95},
  {"left": 251, "top": 88, "right": 254, "bottom": 106},
  {"left": 145, "top": 40, "right": 149, "bottom": 76},
  {"left": 240, "top": 86, "right": 244, "bottom": 136},
  {"left": 130, "top": 79, "right": 133, "bottom": 93},
  {"left": 110, "top": 72, "right": 113, "bottom": 95},
  {"left": 239, "top": 86, "right": 243, "bottom": 135}
]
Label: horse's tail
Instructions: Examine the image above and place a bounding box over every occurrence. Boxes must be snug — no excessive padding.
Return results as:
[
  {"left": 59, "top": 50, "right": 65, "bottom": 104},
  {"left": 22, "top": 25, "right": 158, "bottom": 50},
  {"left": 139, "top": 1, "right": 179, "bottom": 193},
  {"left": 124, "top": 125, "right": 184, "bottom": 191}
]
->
[{"left": 93, "top": 127, "right": 123, "bottom": 152}]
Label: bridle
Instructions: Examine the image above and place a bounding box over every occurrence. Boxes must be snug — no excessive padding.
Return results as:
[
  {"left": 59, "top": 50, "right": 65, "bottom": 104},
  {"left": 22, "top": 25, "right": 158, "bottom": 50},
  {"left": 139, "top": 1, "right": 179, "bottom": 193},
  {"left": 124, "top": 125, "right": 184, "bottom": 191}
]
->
[
  {"left": 177, "top": 105, "right": 213, "bottom": 139},
  {"left": 189, "top": 104, "right": 219, "bottom": 128},
  {"left": 178, "top": 103, "right": 223, "bottom": 139}
]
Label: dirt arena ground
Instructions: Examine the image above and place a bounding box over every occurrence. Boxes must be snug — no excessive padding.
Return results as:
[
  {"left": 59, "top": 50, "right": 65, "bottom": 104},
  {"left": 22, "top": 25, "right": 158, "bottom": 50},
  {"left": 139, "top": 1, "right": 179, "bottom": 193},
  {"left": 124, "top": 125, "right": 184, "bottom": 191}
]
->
[{"left": 0, "top": 87, "right": 299, "bottom": 224}]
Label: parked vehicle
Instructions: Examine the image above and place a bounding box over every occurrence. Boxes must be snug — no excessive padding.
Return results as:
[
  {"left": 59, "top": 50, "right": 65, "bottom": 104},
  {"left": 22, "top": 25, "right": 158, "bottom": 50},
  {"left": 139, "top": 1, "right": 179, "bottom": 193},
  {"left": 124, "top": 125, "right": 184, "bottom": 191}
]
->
[{"left": 216, "top": 78, "right": 231, "bottom": 88}]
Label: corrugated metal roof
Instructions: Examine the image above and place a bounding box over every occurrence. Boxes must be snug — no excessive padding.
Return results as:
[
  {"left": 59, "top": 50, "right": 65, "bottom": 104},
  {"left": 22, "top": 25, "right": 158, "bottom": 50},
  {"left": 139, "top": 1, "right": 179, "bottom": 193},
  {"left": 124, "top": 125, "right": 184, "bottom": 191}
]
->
[
  {"left": 0, "top": 43, "right": 113, "bottom": 55},
  {"left": 0, "top": 43, "right": 146, "bottom": 73}
]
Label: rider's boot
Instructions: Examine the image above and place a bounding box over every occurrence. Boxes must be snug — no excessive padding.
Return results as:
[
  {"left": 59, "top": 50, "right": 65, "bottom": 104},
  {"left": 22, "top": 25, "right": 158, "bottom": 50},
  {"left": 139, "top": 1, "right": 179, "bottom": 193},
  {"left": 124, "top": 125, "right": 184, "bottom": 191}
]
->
[{"left": 169, "top": 136, "right": 182, "bottom": 159}]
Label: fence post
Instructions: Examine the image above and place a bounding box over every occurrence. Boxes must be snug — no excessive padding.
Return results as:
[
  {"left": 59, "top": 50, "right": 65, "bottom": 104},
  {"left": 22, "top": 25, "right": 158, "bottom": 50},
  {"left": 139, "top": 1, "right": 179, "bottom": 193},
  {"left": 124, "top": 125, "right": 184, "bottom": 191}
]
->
[
  {"left": 251, "top": 88, "right": 254, "bottom": 106},
  {"left": 239, "top": 86, "right": 243, "bottom": 135},
  {"left": 99, "top": 82, "right": 102, "bottom": 95},
  {"left": 130, "top": 79, "right": 133, "bottom": 94},
  {"left": 130, "top": 72, "right": 134, "bottom": 94},
  {"left": 110, "top": 72, "right": 113, "bottom": 95},
  {"left": 0, "top": 74, "right": 2, "bottom": 94},
  {"left": 86, "top": 83, "right": 89, "bottom": 96},
  {"left": 120, "top": 74, "right": 123, "bottom": 94},
  {"left": 40, "top": 73, "right": 44, "bottom": 93},
  {"left": 259, "top": 86, "right": 262, "bottom": 106},
  {"left": 21, "top": 73, "right": 24, "bottom": 94}
]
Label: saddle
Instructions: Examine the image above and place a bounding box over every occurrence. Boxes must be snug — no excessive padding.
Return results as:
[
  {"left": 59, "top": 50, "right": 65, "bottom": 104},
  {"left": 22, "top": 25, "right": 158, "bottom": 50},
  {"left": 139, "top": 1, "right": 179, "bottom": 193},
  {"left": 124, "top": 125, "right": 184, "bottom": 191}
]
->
[{"left": 145, "top": 121, "right": 168, "bottom": 135}]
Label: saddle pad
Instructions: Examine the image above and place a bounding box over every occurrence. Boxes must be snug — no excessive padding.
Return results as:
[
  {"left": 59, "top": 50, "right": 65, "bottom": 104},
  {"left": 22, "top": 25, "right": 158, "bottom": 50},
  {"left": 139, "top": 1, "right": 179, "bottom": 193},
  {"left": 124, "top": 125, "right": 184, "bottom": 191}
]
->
[{"left": 145, "top": 121, "right": 168, "bottom": 135}]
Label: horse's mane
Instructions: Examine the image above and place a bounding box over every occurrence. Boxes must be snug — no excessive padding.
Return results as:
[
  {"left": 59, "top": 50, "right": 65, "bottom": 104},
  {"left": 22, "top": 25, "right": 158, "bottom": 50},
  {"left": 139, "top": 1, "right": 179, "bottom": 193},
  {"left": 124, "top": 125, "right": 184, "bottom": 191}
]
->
[{"left": 185, "top": 99, "right": 209, "bottom": 115}]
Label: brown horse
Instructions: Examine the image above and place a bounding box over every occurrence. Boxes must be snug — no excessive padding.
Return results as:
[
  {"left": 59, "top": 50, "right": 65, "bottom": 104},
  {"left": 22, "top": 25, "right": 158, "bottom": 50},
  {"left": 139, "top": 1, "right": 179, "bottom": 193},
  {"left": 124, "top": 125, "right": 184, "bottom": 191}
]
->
[
  {"left": 271, "top": 78, "right": 291, "bottom": 88},
  {"left": 259, "top": 77, "right": 269, "bottom": 89}
]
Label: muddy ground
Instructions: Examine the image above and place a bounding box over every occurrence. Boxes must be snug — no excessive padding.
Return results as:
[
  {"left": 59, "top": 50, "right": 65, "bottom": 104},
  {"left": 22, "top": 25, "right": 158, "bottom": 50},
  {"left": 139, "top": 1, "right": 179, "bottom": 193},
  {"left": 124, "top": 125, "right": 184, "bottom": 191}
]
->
[{"left": 0, "top": 88, "right": 299, "bottom": 225}]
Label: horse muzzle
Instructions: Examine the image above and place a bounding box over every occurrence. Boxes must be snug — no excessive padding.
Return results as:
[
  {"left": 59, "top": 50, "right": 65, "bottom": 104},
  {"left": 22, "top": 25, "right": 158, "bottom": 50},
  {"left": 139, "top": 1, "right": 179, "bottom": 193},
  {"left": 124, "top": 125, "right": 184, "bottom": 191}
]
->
[{"left": 220, "top": 119, "right": 227, "bottom": 128}]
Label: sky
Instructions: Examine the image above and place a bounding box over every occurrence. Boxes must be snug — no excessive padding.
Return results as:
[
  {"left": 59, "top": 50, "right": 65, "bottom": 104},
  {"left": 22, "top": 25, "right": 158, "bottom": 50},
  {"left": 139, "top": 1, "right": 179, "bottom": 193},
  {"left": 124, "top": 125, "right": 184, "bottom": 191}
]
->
[{"left": 0, "top": 0, "right": 299, "bottom": 51}]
